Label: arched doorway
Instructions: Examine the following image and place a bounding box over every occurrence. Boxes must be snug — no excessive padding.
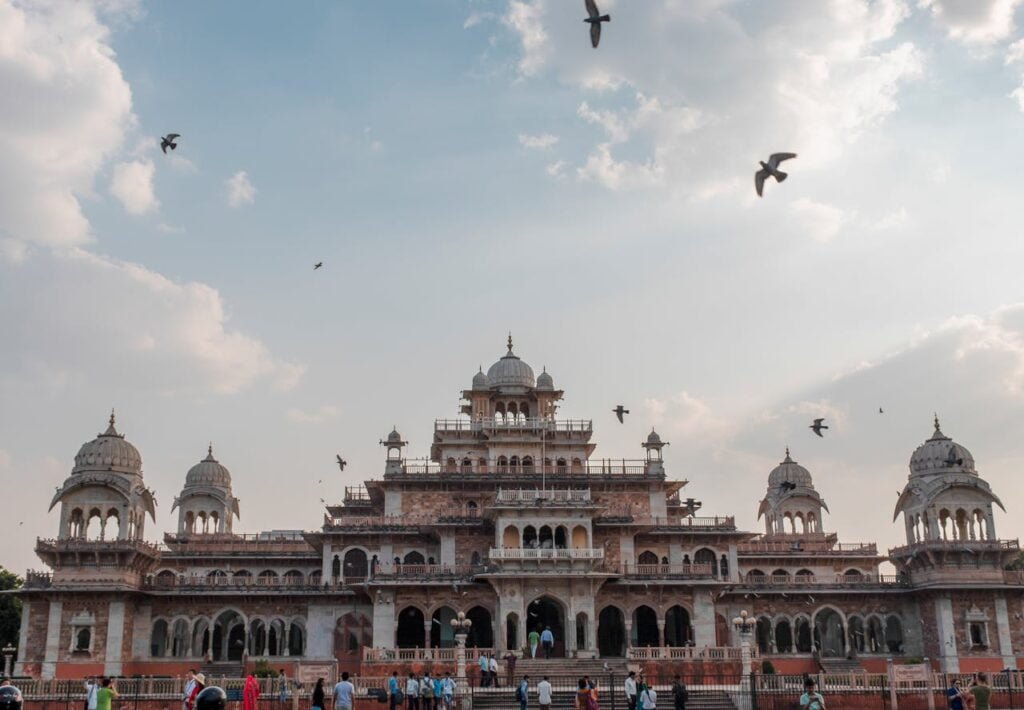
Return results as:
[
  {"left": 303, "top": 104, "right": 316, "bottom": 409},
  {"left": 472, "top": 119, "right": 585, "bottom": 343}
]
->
[
  {"left": 527, "top": 597, "right": 565, "bottom": 657},
  {"left": 431, "top": 607, "right": 457, "bottom": 648},
  {"left": 598, "top": 606, "right": 626, "bottom": 657},
  {"left": 343, "top": 548, "right": 368, "bottom": 581},
  {"left": 665, "top": 606, "right": 691, "bottom": 647},
  {"left": 335, "top": 612, "right": 372, "bottom": 664},
  {"left": 506, "top": 613, "right": 519, "bottom": 650},
  {"left": 814, "top": 609, "right": 846, "bottom": 658},
  {"left": 466, "top": 606, "right": 493, "bottom": 649},
  {"left": 631, "top": 606, "right": 659, "bottom": 647},
  {"left": 396, "top": 606, "right": 425, "bottom": 648},
  {"left": 212, "top": 610, "right": 245, "bottom": 661}
]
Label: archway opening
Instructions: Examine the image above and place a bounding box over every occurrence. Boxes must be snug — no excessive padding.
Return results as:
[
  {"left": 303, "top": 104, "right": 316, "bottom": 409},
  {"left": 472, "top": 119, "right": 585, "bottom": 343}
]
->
[
  {"left": 598, "top": 606, "right": 626, "bottom": 658},
  {"left": 212, "top": 610, "right": 245, "bottom": 661},
  {"left": 466, "top": 606, "right": 493, "bottom": 649},
  {"left": 756, "top": 617, "right": 772, "bottom": 654},
  {"left": 775, "top": 619, "right": 793, "bottom": 653},
  {"left": 814, "top": 609, "right": 846, "bottom": 658},
  {"left": 665, "top": 606, "right": 691, "bottom": 647},
  {"left": 344, "top": 548, "right": 368, "bottom": 581},
  {"left": 334, "top": 612, "right": 372, "bottom": 664},
  {"left": 396, "top": 606, "right": 426, "bottom": 648},
  {"left": 431, "top": 607, "right": 457, "bottom": 648},
  {"left": 506, "top": 613, "right": 519, "bottom": 650},
  {"left": 631, "top": 606, "right": 659, "bottom": 647},
  {"left": 527, "top": 597, "right": 565, "bottom": 657}
]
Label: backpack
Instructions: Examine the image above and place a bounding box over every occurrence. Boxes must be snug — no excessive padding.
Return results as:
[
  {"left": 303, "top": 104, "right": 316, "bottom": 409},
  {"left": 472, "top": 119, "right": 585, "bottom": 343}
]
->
[
  {"left": 394, "top": 691, "right": 405, "bottom": 704},
  {"left": 515, "top": 685, "right": 525, "bottom": 702},
  {"left": 421, "top": 681, "right": 434, "bottom": 699}
]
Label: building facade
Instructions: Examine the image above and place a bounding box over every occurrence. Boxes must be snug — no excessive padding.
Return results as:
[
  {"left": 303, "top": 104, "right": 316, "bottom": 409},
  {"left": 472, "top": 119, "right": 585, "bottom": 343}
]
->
[{"left": 14, "top": 341, "right": 1024, "bottom": 679}]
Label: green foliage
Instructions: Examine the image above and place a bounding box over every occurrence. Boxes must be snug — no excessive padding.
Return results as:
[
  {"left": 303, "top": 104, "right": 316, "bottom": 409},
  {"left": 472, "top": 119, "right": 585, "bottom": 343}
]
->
[
  {"left": 252, "top": 660, "right": 279, "bottom": 678},
  {"left": 1006, "top": 551, "right": 1024, "bottom": 570},
  {"left": 0, "top": 568, "right": 22, "bottom": 650}
]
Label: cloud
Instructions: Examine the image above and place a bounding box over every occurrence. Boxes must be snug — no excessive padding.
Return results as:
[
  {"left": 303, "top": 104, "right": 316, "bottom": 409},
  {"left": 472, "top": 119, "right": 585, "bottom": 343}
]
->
[
  {"left": 0, "top": 248, "right": 304, "bottom": 396},
  {"left": 0, "top": 0, "right": 134, "bottom": 250},
  {"left": 545, "top": 160, "right": 567, "bottom": 179},
  {"left": 518, "top": 132, "right": 559, "bottom": 149},
  {"left": 503, "top": 0, "right": 548, "bottom": 77},
  {"left": 110, "top": 159, "right": 159, "bottom": 215},
  {"left": 919, "top": 0, "right": 1023, "bottom": 45},
  {"left": 225, "top": 170, "right": 256, "bottom": 208},
  {"left": 643, "top": 391, "right": 731, "bottom": 452},
  {"left": 0, "top": 449, "right": 10, "bottom": 470},
  {"left": 286, "top": 405, "right": 339, "bottom": 424},
  {"left": 790, "top": 198, "right": 849, "bottom": 242},
  {"left": 872, "top": 207, "right": 910, "bottom": 231},
  {"left": 156, "top": 222, "right": 184, "bottom": 235}
]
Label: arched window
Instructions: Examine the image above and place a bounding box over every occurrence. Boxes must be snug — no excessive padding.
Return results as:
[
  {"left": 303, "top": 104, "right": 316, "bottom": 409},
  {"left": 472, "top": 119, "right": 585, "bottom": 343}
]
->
[
  {"left": 555, "top": 526, "right": 568, "bottom": 549},
  {"left": 503, "top": 526, "right": 521, "bottom": 548},
  {"left": 638, "top": 551, "right": 659, "bottom": 566},
  {"left": 631, "top": 606, "right": 659, "bottom": 647},
  {"left": 814, "top": 608, "right": 846, "bottom": 658},
  {"left": 775, "top": 619, "right": 793, "bottom": 653},
  {"left": 756, "top": 617, "right": 772, "bottom": 654},
  {"left": 466, "top": 606, "right": 493, "bottom": 648},
  {"left": 848, "top": 616, "right": 865, "bottom": 653},
  {"left": 885, "top": 616, "right": 904, "bottom": 654},
  {"left": 258, "top": 570, "right": 278, "bottom": 585},
  {"left": 556, "top": 458, "right": 567, "bottom": 473},
  {"left": 497, "top": 456, "right": 509, "bottom": 473},
  {"left": 396, "top": 607, "right": 425, "bottom": 648},
  {"left": 171, "top": 619, "right": 189, "bottom": 657},
  {"left": 665, "top": 606, "right": 691, "bottom": 647},
  {"left": 509, "top": 456, "right": 520, "bottom": 471},
  {"left": 522, "top": 456, "right": 534, "bottom": 473},
  {"left": 344, "top": 548, "right": 369, "bottom": 580},
  {"left": 76, "top": 627, "right": 92, "bottom": 652},
  {"left": 572, "top": 525, "right": 588, "bottom": 549},
  {"left": 506, "top": 613, "right": 519, "bottom": 650},
  {"left": 432, "top": 607, "right": 457, "bottom": 648},
  {"left": 471, "top": 550, "right": 482, "bottom": 565},
  {"left": 249, "top": 619, "right": 266, "bottom": 656},
  {"left": 403, "top": 551, "right": 425, "bottom": 565},
  {"left": 446, "top": 457, "right": 457, "bottom": 473},
  {"left": 598, "top": 606, "right": 626, "bottom": 658},
  {"left": 771, "top": 569, "right": 790, "bottom": 579},
  {"left": 795, "top": 617, "right": 812, "bottom": 653},
  {"left": 539, "top": 525, "right": 553, "bottom": 549},
  {"left": 867, "top": 616, "right": 884, "bottom": 653},
  {"left": 461, "top": 458, "right": 473, "bottom": 473},
  {"left": 288, "top": 621, "right": 305, "bottom": 656},
  {"left": 796, "top": 568, "right": 814, "bottom": 579},
  {"left": 332, "top": 555, "right": 341, "bottom": 579},
  {"left": 283, "top": 570, "right": 304, "bottom": 585},
  {"left": 150, "top": 620, "right": 168, "bottom": 657},
  {"left": 694, "top": 548, "right": 719, "bottom": 576},
  {"left": 523, "top": 526, "right": 538, "bottom": 548}
]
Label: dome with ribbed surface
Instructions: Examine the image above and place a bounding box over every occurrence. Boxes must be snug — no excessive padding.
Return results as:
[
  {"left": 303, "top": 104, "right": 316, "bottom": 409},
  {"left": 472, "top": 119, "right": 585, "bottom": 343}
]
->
[
  {"left": 72, "top": 411, "right": 142, "bottom": 477},
  {"left": 536, "top": 367, "right": 554, "bottom": 391},
  {"left": 909, "top": 415, "right": 976, "bottom": 476},
  {"left": 186, "top": 445, "right": 232, "bottom": 487},
  {"left": 486, "top": 336, "right": 535, "bottom": 388},
  {"left": 767, "top": 448, "right": 814, "bottom": 488},
  {"left": 472, "top": 367, "right": 490, "bottom": 390}
]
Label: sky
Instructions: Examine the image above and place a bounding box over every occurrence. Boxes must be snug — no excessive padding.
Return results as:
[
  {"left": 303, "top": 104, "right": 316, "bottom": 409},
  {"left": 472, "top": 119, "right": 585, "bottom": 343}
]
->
[{"left": 4, "top": 0, "right": 1024, "bottom": 574}]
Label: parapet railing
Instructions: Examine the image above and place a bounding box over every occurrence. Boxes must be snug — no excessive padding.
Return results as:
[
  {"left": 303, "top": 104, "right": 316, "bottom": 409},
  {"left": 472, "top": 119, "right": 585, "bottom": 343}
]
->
[
  {"left": 496, "top": 488, "right": 592, "bottom": 503},
  {"left": 737, "top": 540, "right": 879, "bottom": 555},
  {"left": 627, "top": 645, "right": 759, "bottom": 660},
  {"left": 363, "top": 646, "right": 494, "bottom": 662},
  {"left": 741, "top": 573, "right": 907, "bottom": 588},
  {"left": 323, "top": 513, "right": 484, "bottom": 529},
  {"left": 889, "top": 538, "right": 1020, "bottom": 556},
  {"left": 594, "top": 513, "right": 736, "bottom": 530},
  {"left": 489, "top": 547, "right": 604, "bottom": 561},
  {"left": 35, "top": 537, "right": 162, "bottom": 555},
  {"left": 617, "top": 562, "right": 716, "bottom": 578},
  {"left": 396, "top": 460, "right": 656, "bottom": 477},
  {"left": 434, "top": 417, "right": 592, "bottom": 433}
]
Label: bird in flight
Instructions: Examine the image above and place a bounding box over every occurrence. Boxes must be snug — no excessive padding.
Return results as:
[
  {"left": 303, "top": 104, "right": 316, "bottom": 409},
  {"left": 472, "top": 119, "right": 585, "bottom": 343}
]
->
[
  {"left": 336, "top": 455, "right": 347, "bottom": 471},
  {"left": 809, "top": 418, "right": 829, "bottom": 437},
  {"left": 584, "top": 0, "right": 610, "bottom": 48},
  {"left": 754, "top": 152, "right": 797, "bottom": 196},
  {"left": 879, "top": 407, "right": 884, "bottom": 414},
  {"left": 612, "top": 404, "right": 629, "bottom": 423},
  {"left": 160, "top": 134, "right": 180, "bottom": 154},
  {"left": 314, "top": 262, "right": 323, "bottom": 270}
]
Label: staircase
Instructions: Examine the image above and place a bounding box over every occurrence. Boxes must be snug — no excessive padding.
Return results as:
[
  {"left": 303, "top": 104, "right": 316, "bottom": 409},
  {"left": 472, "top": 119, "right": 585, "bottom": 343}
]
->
[
  {"left": 470, "top": 687, "right": 736, "bottom": 710},
  {"left": 512, "top": 658, "right": 630, "bottom": 678},
  {"left": 818, "top": 658, "right": 863, "bottom": 674},
  {"left": 199, "top": 661, "right": 244, "bottom": 681}
]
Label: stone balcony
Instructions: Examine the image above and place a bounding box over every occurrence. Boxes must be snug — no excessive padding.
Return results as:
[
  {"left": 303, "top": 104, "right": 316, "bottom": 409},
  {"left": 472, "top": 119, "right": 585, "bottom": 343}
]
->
[
  {"left": 434, "top": 417, "right": 593, "bottom": 435},
  {"left": 494, "top": 488, "right": 593, "bottom": 506},
  {"left": 486, "top": 546, "right": 605, "bottom": 574},
  {"left": 738, "top": 540, "right": 879, "bottom": 556}
]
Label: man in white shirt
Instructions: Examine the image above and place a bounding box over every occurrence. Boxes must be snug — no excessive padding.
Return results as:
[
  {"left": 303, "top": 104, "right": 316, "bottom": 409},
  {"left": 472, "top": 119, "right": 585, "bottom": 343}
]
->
[
  {"left": 537, "top": 677, "right": 552, "bottom": 710},
  {"left": 640, "top": 685, "right": 657, "bottom": 710},
  {"left": 441, "top": 672, "right": 456, "bottom": 710},
  {"left": 406, "top": 673, "right": 420, "bottom": 710},
  {"left": 333, "top": 672, "right": 355, "bottom": 710},
  {"left": 84, "top": 676, "right": 98, "bottom": 710},
  {"left": 624, "top": 672, "right": 637, "bottom": 710},
  {"left": 182, "top": 670, "right": 197, "bottom": 710},
  {"left": 488, "top": 654, "right": 500, "bottom": 688}
]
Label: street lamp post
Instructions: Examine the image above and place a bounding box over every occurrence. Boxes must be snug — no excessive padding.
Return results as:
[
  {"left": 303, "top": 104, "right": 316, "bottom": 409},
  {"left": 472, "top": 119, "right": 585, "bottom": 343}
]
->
[
  {"left": 732, "top": 611, "right": 756, "bottom": 710},
  {"left": 450, "top": 612, "right": 473, "bottom": 686},
  {"left": 2, "top": 644, "right": 15, "bottom": 677}
]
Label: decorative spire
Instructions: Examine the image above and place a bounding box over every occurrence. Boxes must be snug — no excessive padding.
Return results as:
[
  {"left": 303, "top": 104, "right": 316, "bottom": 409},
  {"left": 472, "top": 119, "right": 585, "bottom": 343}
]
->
[
  {"left": 930, "top": 412, "right": 947, "bottom": 440},
  {"left": 934, "top": 412, "right": 940, "bottom": 432},
  {"left": 101, "top": 408, "right": 121, "bottom": 437},
  {"left": 784, "top": 446, "right": 792, "bottom": 463},
  {"left": 205, "top": 442, "right": 216, "bottom": 461},
  {"left": 507, "top": 332, "right": 514, "bottom": 353}
]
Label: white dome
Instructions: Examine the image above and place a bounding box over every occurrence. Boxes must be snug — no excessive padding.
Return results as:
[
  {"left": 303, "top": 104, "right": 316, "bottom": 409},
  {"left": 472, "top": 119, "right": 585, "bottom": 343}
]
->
[
  {"left": 767, "top": 448, "right": 814, "bottom": 488},
  {"left": 536, "top": 368, "right": 554, "bottom": 391},
  {"left": 645, "top": 429, "right": 663, "bottom": 446},
  {"left": 909, "top": 416, "right": 976, "bottom": 476},
  {"left": 186, "top": 446, "right": 232, "bottom": 487},
  {"left": 472, "top": 368, "right": 490, "bottom": 390},
  {"left": 386, "top": 427, "right": 404, "bottom": 444},
  {"left": 72, "top": 412, "right": 142, "bottom": 477},
  {"left": 487, "top": 337, "right": 535, "bottom": 388}
]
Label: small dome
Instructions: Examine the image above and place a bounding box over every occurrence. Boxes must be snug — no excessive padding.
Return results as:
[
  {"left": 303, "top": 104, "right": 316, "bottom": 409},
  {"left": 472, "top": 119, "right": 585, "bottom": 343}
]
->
[
  {"left": 909, "top": 415, "right": 976, "bottom": 476},
  {"left": 536, "top": 367, "right": 554, "bottom": 391},
  {"left": 472, "top": 367, "right": 490, "bottom": 390},
  {"left": 645, "top": 429, "right": 663, "bottom": 446},
  {"left": 186, "top": 445, "right": 232, "bottom": 487},
  {"left": 72, "top": 411, "right": 142, "bottom": 477},
  {"left": 767, "top": 448, "right": 814, "bottom": 488},
  {"left": 486, "top": 335, "right": 536, "bottom": 389},
  {"left": 386, "top": 427, "right": 404, "bottom": 444}
]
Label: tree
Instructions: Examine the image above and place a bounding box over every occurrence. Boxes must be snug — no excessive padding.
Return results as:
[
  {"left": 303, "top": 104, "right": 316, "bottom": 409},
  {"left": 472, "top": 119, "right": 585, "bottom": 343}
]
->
[
  {"left": 0, "top": 567, "right": 23, "bottom": 649},
  {"left": 1006, "top": 551, "right": 1024, "bottom": 570}
]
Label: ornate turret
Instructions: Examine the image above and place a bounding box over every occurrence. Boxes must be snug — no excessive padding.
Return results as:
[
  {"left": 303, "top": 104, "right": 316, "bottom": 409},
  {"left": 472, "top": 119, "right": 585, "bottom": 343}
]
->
[
  {"left": 757, "top": 448, "right": 828, "bottom": 536},
  {"left": 171, "top": 445, "right": 240, "bottom": 536}
]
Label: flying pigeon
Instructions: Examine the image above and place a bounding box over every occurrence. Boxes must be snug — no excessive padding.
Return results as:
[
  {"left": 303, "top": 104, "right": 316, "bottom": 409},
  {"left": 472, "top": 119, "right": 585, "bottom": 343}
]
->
[
  {"left": 160, "top": 134, "right": 180, "bottom": 154},
  {"left": 584, "top": 0, "right": 610, "bottom": 48},
  {"left": 314, "top": 262, "right": 323, "bottom": 270},
  {"left": 809, "top": 418, "right": 828, "bottom": 437},
  {"left": 612, "top": 405, "right": 629, "bottom": 423},
  {"left": 780, "top": 481, "right": 797, "bottom": 492},
  {"left": 336, "top": 455, "right": 347, "bottom": 471},
  {"left": 754, "top": 152, "right": 797, "bottom": 197}
]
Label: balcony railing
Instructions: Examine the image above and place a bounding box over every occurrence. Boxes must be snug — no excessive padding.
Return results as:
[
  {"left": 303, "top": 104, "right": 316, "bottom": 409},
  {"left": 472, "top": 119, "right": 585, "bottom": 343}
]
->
[
  {"left": 617, "top": 563, "right": 716, "bottom": 579},
  {"left": 489, "top": 547, "right": 604, "bottom": 561},
  {"left": 889, "top": 538, "right": 1020, "bottom": 556},
  {"left": 435, "top": 418, "right": 592, "bottom": 433},
  {"left": 496, "top": 488, "right": 592, "bottom": 503},
  {"left": 163, "top": 533, "right": 312, "bottom": 554},
  {"left": 36, "top": 537, "right": 162, "bottom": 555},
  {"left": 23, "top": 570, "right": 52, "bottom": 588},
  {"left": 594, "top": 514, "right": 736, "bottom": 530},
  {"left": 374, "top": 563, "right": 482, "bottom": 579},
  {"left": 363, "top": 647, "right": 494, "bottom": 663},
  {"left": 627, "top": 646, "right": 758, "bottom": 661},
  {"left": 395, "top": 460, "right": 656, "bottom": 478},
  {"left": 741, "top": 573, "right": 907, "bottom": 588},
  {"left": 324, "top": 513, "right": 483, "bottom": 530},
  {"left": 737, "top": 540, "right": 878, "bottom": 555},
  {"left": 143, "top": 575, "right": 332, "bottom": 591},
  {"left": 344, "top": 486, "right": 371, "bottom": 503}
]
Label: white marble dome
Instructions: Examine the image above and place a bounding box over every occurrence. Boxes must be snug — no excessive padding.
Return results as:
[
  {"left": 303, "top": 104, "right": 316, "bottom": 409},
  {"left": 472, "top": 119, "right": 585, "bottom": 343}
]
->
[
  {"left": 487, "top": 338, "right": 536, "bottom": 388},
  {"left": 767, "top": 449, "right": 814, "bottom": 488},
  {"left": 909, "top": 417, "right": 976, "bottom": 476},
  {"left": 385, "top": 427, "right": 404, "bottom": 444},
  {"left": 472, "top": 368, "right": 490, "bottom": 390},
  {"left": 536, "top": 368, "right": 554, "bottom": 391},
  {"left": 186, "top": 446, "right": 232, "bottom": 487},
  {"left": 72, "top": 412, "right": 142, "bottom": 476}
]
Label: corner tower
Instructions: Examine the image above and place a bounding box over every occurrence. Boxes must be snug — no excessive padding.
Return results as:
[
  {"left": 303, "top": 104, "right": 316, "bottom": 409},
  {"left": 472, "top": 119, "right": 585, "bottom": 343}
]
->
[
  {"left": 171, "top": 445, "right": 240, "bottom": 536},
  {"left": 757, "top": 448, "right": 828, "bottom": 536}
]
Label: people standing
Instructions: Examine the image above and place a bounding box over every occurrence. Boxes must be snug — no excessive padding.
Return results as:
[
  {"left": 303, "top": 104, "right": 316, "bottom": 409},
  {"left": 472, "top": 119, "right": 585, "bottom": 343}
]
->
[
  {"left": 441, "top": 672, "right": 455, "bottom": 710},
  {"left": 333, "top": 672, "right": 356, "bottom": 710},
  {"left": 800, "top": 678, "right": 825, "bottom": 710},
  {"left": 624, "top": 672, "right": 637, "bottom": 710},
  {"left": 516, "top": 675, "right": 529, "bottom": 710},
  {"left": 406, "top": 673, "right": 420, "bottom": 710},
  {"left": 186, "top": 674, "right": 205, "bottom": 710},
  {"left": 489, "top": 654, "right": 500, "bottom": 688},
  {"left": 182, "top": 670, "right": 197, "bottom": 710},
  {"left": 97, "top": 677, "right": 119, "bottom": 710},
  {"left": 311, "top": 678, "right": 324, "bottom": 710},
  {"left": 970, "top": 674, "right": 991, "bottom": 710},
  {"left": 540, "top": 628, "right": 554, "bottom": 660},
  {"left": 670, "top": 677, "right": 687, "bottom": 710},
  {"left": 505, "top": 651, "right": 517, "bottom": 687},
  {"left": 85, "top": 676, "right": 98, "bottom": 710},
  {"left": 388, "top": 672, "right": 401, "bottom": 710},
  {"left": 279, "top": 670, "right": 290, "bottom": 705},
  {"left": 639, "top": 682, "right": 656, "bottom": 710},
  {"left": 528, "top": 629, "right": 540, "bottom": 659},
  {"left": 420, "top": 672, "right": 434, "bottom": 710},
  {"left": 478, "top": 653, "right": 489, "bottom": 688},
  {"left": 244, "top": 674, "right": 261, "bottom": 710},
  {"left": 575, "top": 680, "right": 591, "bottom": 710},
  {"left": 537, "top": 677, "right": 552, "bottom": 710}
]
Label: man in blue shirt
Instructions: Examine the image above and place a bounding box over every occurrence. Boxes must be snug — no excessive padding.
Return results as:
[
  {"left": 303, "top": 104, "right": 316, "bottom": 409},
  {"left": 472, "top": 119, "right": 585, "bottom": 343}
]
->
[
  {"left": 517, "top": 675, "right": 529, "bottom": 710},
  {"left": 946, "top": 679, "right": 965, "bottom": 710},
  {"left": 540, "top": 627, "right": 555, "bottom": 659},
  {"left": 388, "top": 672, "right": 400, "bottom": 710}
]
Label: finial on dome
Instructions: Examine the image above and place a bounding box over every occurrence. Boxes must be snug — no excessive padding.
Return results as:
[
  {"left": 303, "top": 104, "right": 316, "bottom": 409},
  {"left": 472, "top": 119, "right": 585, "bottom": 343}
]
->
[
  {"left": 934, "top": 412, "right": 940, "bottom": 431},
  {"left": 507, "top": 332, "right": 514, "bottom": 353},
  {"left": 207, "top": 442, "right": 214, "bottom": 459},
  {"left": 102, "top": 408, "right": 122, "bottom": 437},
  {"left": 110, "top": 409, "right": 116, "bottom": 427},
  {"left": 784, "top": 446, "right": 792, "bottom": 463}
]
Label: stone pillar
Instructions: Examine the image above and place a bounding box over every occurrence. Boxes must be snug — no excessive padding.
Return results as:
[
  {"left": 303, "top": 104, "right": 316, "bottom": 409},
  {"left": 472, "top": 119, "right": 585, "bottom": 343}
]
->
[
  {"left": 620, "top": 534, "right": 635, "bottom": 571},
  {"left": 283, "top": 624, "right": 291, "bottom": 656},
  {"left": 567, "top": 616, "right": 577, "bottom": 656},
  {"left": 424, "top": 622, "right": 433, "bottom": 655},
  {"left": 131, "top": 604, "right": 153, "bottom": 660},
  {"left": 995, "top": 597, "right": 1015, "bottom": 668},
  {"left": 692, "top": 590, "right": 717, "bottom": 647},
  {"left": 624, "top": 618, "right": 633, "bottom": 651},
  {"left": 321, "top": 543, "right": 333, "bottom": 583},
  {"left": 41, "top": 600, "right": 62, "bottom": 679},
  {"left": 440, "top": 535, "right": 456, "bottom": 566},
  {"left": 934, "top": 595, "right": 959, "bottom": 673},
  {"left": 14, "top": 601, "right": 31, "bottom": 676},
  {"left": 306, "top": 604, "right": 335, "bottom": 659},
  {"left": 373, "top": 592, "right": 397, "bottom": 650},
  {"left": 656, "top": 619, "right": 665, "bottom": 647},
  {"left": 105, "top": 601, "right": 126, "bottom": 676},
  {"left": 669, "top": 545, "right": 683, "bottom": 567},
  {"left": 986, "top": 512, "right": 997, "bottom": 540},
  {"left": 728, "top": 544, "right": 740, "bottom": 582}
]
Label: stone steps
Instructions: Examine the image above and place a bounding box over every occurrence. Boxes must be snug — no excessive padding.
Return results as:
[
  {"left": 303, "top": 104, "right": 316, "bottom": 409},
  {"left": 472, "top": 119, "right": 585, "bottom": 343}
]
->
[{"left": 470, "top": 688, "right": 735, "bottom": 710}]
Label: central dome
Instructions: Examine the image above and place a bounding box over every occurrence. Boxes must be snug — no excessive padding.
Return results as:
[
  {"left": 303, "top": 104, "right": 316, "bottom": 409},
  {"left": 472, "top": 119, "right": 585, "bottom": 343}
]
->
[
  {"left": 486, "top": 336, "right": 536, "bottom": 388},
  {"left": 72, "top": 412, "right": 142, "bottom": 477},
  {"left": 186, "top": 446, "right": 232, "bottom": 487},
  {"left": 909, "top": 416, "right": 976, "bottom": 476}
]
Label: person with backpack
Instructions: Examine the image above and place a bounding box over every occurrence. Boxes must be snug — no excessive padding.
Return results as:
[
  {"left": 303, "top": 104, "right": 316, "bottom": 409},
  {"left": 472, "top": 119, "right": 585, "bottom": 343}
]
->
[
  {"left": 639, "top": 682, "right": 656, "bottom": 710},
  {"left": 441, "top": 673, "right": 455, "bottom": 710},
  {"left": 420, "top": 672, "right": 434, "bottom": 710},
  {"left": 388, "top": 672, "right": 402, "bottom": 710},
  {"left": 670, "top": 677, "right": 687, "bottom": 710},
  {"left": 84, "top": 676, "right": 98, "bottom": 710},
  {"left": 516, "top": 675, "right": 529, "bottom": 710}
]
